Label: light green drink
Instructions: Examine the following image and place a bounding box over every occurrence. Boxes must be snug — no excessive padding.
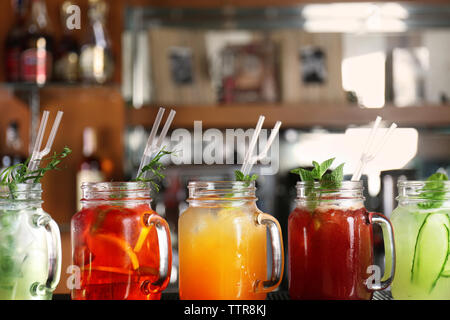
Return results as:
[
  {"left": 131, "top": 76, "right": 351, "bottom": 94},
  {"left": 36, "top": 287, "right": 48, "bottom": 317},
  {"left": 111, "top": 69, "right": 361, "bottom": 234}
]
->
[
  {"left": 391, "top": 177, "right": 450, "bottom": 300},
  {"left": 0, "top": 184, "right": 61, "bottom": 300}
]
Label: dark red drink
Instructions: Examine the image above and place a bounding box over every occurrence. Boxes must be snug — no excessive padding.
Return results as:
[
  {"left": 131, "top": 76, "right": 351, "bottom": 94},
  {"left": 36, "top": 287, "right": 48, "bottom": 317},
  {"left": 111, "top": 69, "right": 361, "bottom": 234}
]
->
[{"left": 288, "top": 205, "right": 374, "bottom": 300}]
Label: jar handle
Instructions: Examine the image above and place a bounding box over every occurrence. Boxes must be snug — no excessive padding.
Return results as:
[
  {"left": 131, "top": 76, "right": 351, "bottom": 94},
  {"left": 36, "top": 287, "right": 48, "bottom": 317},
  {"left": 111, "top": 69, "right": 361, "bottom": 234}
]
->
[
  {"left": 143, "top": 214, "right": 172, "bottom": 293},
  {"left": 254, "top": 213, "right": 284, "bottom": 293},
  {"left": 31, "top": 214, "right": 62, "bottom": 297},
  {"left": 367, "top": 212, "right": 396, "bottom": 291}
]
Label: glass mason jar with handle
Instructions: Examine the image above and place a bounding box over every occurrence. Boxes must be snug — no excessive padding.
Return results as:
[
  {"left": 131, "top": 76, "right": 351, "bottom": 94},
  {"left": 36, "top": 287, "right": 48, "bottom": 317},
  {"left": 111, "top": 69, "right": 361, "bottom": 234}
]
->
[
  {"left": 178, "top": 181, "right": 284, "bottom": 300},
  {"left": 390, "top": 180, "right": 450, "bottom": 300},
  {"left": 288, "top": 181, "right": 395, "bottom": 300},
  {"left": 0, "top": 183, "right": 61, "bottom": 300},
  {"left": 71, "top": 182, "right": 172, "bottom": 300}
]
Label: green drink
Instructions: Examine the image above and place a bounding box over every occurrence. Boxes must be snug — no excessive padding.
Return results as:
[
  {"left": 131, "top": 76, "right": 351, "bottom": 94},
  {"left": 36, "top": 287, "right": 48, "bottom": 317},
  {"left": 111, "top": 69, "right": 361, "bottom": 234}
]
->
[
  {"left": 0, "top": 184, "right": 61, "bottom": 300},
  {"left": 391, "top": 177, "right": 450, "bottom": 300}
]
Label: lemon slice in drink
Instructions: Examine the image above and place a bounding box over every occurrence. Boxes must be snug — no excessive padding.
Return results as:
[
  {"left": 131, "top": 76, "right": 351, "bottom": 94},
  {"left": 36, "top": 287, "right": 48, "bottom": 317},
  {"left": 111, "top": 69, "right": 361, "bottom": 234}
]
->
[
  {"left": 89, "top": 234, "right": 140, "bottom": 270},
  {"left": 411, "top": 213, "right": 450, "bottom": 292}
]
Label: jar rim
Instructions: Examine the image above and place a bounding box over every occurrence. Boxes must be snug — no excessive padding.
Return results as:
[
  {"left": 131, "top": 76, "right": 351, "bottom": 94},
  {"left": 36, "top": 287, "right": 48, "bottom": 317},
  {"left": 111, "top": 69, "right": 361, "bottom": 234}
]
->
[
  {"left": 398, "top": 180, "right": 450, "bottom": 187},
  {"left": 188, "top": 180, "right": 255, "bottom": 188},
  {"left": 295, "top": 180, "right": 365, "bottom": 202},
  {"left": 81, "top": 181, "right": 153, "bottom": 202},
  {"left": 81, "top": 181, "right": 153, "bottom": 190},
  {"left": 397, "top": 180, "right": 450, "bottom": 202},
  {"left": 187, "top": 180, "right": 256, "bottom": 201},
  {"left": 296, "top": 180, "right": 363, "bottom": 191},
  {"left": 0, "top": 183, "right": 42, "bottom": 201}
]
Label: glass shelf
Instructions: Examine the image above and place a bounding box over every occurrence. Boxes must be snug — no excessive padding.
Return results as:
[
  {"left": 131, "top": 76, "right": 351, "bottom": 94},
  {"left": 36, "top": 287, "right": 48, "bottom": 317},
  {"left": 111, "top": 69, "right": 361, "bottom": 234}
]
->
[{"left": 125, "top": 3, "right": 450, "bottom": 32}]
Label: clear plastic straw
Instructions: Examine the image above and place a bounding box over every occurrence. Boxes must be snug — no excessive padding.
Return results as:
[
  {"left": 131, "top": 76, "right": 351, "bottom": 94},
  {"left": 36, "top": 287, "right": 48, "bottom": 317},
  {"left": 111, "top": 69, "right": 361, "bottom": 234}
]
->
[
  {"left": 29, "top": 111, "right": 50, "bottom": 165},
  {"left": 351, "top": 117, "right": 397, "bottom": 181},
  {"left": 241, "top": 117, "right": 282, "bottom": 177},
  {"left": 136, "top": 108, "right": 176, "bottom": 180},
  {"left": 241, "top": 116, "right": 265, "bottom": 176},
  {"left": 28, "top": 111, "right": 64, "bottom": 173}
]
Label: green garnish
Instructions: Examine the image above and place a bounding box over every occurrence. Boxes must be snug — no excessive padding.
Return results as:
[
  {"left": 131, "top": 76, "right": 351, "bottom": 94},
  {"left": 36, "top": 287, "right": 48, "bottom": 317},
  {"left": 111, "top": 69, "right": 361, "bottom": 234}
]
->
[
  {"left": 290, "top": 158, "right": 345, "bottom": 210},
  {"left": 291, "top": 158, "right": 345, "bottom": 189},
  {"left": 234, "top": 170, "right": 258, "bottom": 183},
  {"left": 0, "top": 146, "right": 72, "bottom": 199},
  {"left": 418, "top": 172, "right": 448, "bottom": 209},
  {"left": 134, "top": 147, "right": 173, "bottom": 193}
]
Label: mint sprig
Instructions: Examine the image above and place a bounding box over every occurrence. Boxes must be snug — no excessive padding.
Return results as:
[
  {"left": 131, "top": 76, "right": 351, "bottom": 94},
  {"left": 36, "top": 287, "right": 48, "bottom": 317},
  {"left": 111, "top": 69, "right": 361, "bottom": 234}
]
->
[
  {"left": 234, "top": 170, "right": 258, "bottom": 183},
  {"left": 291, "top": 158, "right": 345, "bottom": 210},
  {"left": 134, "top": 147, "right": 173, "bottom": 193},
  {"left": 418, "top": 172, "right": 448, "bottom": 209},
  {"left": 0, "top": 147, "right": 72, "bottom": 199},
  {"left": 291, "top": 158, "right": 345, "bottom": 189}
]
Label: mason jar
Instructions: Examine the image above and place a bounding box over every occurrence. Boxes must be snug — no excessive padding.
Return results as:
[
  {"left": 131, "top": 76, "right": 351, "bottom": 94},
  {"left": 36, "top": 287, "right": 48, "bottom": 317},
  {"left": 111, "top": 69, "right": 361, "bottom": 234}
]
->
[
  {"left": 288, "top": 181, "right": 395, "bottom": 300},
  {"left": 391, "top": 180, "right": 450, "bottom": 300},
  {"left": 0, "top": 183, "right": 61, "bottom": 300},
  {"left": 178, "top": 181, "right": 284, "bottom": 300},
  {"left": 71, "top": 182, "right": 172, "bottom": 300}
]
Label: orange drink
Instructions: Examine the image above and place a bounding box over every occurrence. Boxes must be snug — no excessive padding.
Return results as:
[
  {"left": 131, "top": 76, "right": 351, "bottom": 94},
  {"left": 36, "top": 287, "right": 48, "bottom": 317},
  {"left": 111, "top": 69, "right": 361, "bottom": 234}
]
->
[{"left": 178, "top": 181, "right": 284, "bottom": 300}]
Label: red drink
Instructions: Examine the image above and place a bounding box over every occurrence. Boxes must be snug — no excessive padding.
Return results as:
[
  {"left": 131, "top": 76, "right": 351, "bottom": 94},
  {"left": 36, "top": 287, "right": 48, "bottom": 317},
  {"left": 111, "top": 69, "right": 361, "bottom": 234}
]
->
[
  {"left": 289, "top": 205, "right": 373, "bottom": 300},
  {"left": 288, "top": 181, "right": 395, "bottom": 300},
  {"left": 71, "top": 182, "right": 171, "bottom": 300}
]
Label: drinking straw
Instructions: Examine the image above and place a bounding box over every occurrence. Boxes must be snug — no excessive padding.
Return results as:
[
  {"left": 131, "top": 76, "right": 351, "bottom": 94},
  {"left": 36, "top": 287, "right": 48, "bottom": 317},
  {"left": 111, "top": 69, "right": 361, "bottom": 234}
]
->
[
  {"left": 136, "top": 107, "right": 176, "bottom": 180},
  {"left": 351, "top": 116, "right": 398, "bottom": 181},
  {"left": 240, "top": 116, "right": 282, "bottom": 177},
  {"left": 27, "top": 111, "right": 64, "bottom": 173}
]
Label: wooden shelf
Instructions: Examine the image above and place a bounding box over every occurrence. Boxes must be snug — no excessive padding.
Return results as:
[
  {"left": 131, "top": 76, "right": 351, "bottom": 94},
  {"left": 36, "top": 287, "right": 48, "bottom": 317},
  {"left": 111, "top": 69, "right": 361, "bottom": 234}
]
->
[
  {"left": 125, "top": 0, "right": 450, "bottom": 7},
  {"left": 126, "top": 104, "right": 450, "bottom": 129}
]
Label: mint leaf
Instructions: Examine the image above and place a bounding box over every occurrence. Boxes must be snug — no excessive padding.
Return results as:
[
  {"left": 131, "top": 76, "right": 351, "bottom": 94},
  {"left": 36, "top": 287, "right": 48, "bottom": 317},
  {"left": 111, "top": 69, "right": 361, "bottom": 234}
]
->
[
  {"left": 234, "top": 170, "right": 244, "bottom": 181},
  {"left": 320, "top": 158, "right": 335, "bottom": 177},
  {"left": 234, "top": 170, "right": 258, "bottom": 183},
  {"left": 418, "top": 172, "right": 448, "bottom": 209},
  {"left": 291, "top": 158, "right": 344, "bottom": 188},
  {"left": 331, "top": 163, "right": 345, "bottom": 186},
  {"left": 291, "top": 168, "right": 315, "bottom": 182},
  {"left": 312, "top": 161, "right": 321, "bottom": 179},
  {"left": 292, "top": 159, "right": 346, "bottom": 209}
]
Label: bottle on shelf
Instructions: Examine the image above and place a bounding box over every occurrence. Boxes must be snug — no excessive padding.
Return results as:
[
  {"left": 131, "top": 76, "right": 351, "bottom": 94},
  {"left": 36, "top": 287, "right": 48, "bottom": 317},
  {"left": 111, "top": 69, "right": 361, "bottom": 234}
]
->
[
  {"left": 1, "top": 121, "right": 27, "bottom": 171},
  {"left": 4, "top": 0, "right": 27, "bottom": 83},
  {"left": 20, "top": 0, "right": 54, "bottom": 85},
  {"left": 79, "top": 0, "right": 114, "bottom": 84},
  {"left": 76, "top": 127, "right": 107, "bottom": 211},
  {"left": 54, "top": 0, "right": 80, "bottom": 83}
]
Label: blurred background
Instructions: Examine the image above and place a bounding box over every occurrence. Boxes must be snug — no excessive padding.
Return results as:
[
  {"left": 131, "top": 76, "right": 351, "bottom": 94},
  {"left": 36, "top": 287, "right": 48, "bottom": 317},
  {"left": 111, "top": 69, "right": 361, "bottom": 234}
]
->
[{"left": 0, "top": 0, "right": 449, "bottom": 294}]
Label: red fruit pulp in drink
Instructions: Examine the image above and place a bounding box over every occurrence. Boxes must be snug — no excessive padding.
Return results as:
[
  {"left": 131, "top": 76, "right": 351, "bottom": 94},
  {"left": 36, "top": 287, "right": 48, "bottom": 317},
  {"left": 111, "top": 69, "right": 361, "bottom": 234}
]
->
[
  {"left": 288, "top": 205, "right": 374, "bottom": 300},
  {"left": 71, "top": 204, "right": 163, "bottom": 300}
]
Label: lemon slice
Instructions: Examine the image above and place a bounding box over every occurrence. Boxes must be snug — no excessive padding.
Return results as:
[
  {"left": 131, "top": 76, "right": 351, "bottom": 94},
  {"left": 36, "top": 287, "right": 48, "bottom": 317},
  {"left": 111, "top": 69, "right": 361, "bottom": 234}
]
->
[
  {"left": 134, "top": 226, "right": 151, "bottom": 253},
  {"left": 411, "top": 213, "right": 450, "bottom": 292},
  {"left": 94, "top": 234, "right": 140, "bottom": 270},
  {"left": 133, "top": 212, "right": 157, "bottom": 253}
]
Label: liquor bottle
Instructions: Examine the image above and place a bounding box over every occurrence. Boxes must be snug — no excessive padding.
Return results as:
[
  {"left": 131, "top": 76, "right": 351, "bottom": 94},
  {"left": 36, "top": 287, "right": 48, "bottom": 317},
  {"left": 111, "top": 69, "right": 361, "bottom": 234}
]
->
[
  {"left": 4, "top": 0, "right": 27, "bottom": 82},
  {"left": 76, "top": 127, "right": 106, "bottom": 210},
  {"left": 79, "top": 0, "right": 114, "bottom": 84},
  {"left": 54, "top": 1, "right": 79, "bottom": 83},
  {"left": 1, "top": 122, "right": 26, "bottom": 171},
  {"left": 20, "top": 0, "right": 54, "bottom": 85}
]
